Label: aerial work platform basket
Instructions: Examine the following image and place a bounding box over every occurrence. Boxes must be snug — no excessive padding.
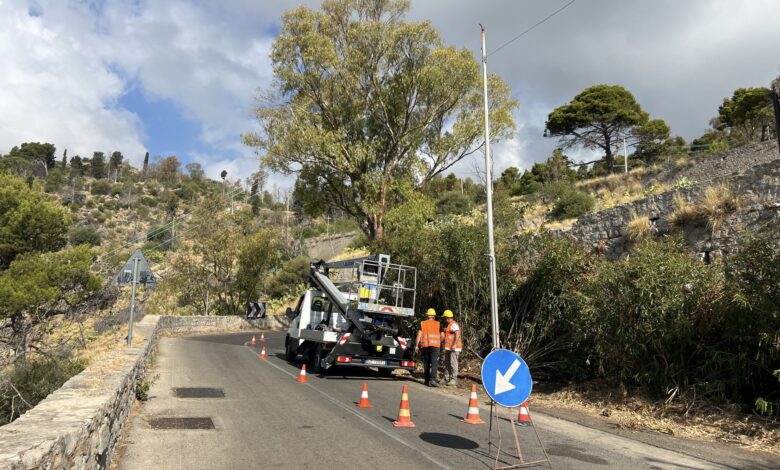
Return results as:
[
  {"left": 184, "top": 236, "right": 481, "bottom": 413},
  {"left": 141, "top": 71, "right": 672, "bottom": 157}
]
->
[{"left": 310, "top": 254, "right": 417, "bottom": 317}]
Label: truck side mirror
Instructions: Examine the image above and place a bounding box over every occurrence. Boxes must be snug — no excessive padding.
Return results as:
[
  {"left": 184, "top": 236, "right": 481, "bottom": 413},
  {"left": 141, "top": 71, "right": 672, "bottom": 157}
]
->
[{"left": 285, "top": 307, "right": 294, "bottom": 319}]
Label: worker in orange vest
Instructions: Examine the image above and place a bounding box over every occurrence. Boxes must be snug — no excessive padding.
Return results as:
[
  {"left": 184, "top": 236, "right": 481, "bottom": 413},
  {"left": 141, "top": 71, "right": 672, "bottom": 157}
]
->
[
  {"left": 442, "top": 309, "right": 462, "bottom": 386},
  {"left": 415, "top": 308, "right": 443, "bottom": 387}
]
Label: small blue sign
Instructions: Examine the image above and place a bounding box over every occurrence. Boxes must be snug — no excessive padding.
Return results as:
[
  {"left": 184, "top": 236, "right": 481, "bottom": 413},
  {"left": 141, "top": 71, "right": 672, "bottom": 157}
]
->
[{"left": 481, "top": 349, "right": 532, "bottom": 408}]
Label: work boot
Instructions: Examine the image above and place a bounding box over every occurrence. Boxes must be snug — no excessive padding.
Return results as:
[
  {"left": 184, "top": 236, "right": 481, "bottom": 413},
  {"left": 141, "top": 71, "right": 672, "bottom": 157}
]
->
[
  {"left": 430, "top": 381, "right": 439, "bottom": 388},
  {"left": 448, "top": 379, "right": 458, "bottom": 387}
]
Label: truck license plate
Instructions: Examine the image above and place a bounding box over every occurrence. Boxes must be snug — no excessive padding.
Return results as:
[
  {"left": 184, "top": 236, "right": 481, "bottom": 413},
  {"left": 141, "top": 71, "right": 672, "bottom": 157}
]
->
[{"left": 364, "top": 359, "right": 387, "bottom": 366}]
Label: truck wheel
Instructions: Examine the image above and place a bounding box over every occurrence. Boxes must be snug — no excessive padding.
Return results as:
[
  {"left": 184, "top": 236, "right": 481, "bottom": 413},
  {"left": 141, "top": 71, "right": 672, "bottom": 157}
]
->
[
  {"left": 285, "top": 336, "right": 296, "bottom": 361},
  {"left": 309, "top": 344, "right": 323, "bottom": 374}
]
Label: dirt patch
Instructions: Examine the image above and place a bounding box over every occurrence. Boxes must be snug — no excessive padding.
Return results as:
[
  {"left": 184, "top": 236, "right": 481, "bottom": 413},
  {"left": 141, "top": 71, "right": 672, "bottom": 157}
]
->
[
  {"left": 530, "top": 384, "right": 780, "bottom": 456},
  {"left": 436, "top": 361, "right": 780, "bottom": 456}
]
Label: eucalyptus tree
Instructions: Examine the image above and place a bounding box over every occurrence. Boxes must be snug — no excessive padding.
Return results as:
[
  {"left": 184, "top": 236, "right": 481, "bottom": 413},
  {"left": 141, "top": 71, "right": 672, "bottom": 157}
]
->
[{"left": 244, "top": 0, "right": 517, "bottom": 240}]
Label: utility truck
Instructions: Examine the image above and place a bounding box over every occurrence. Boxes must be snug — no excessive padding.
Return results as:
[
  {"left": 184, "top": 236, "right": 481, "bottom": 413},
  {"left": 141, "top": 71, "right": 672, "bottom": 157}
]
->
[{"left": 284, "top": 254, "right": 417, "bottom": 375}]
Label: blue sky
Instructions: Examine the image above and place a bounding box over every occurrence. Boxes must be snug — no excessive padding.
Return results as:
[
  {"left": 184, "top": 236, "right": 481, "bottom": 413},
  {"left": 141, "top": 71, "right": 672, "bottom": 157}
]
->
[{"left": 1, "top": 0, "right": 779, "bottom": 188}]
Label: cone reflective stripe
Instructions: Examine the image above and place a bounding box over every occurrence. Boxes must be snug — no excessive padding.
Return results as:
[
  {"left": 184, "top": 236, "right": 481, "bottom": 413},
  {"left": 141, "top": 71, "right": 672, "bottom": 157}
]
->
[
  {"left": 258, "top": 346, "right": 267, "bottom": 360},
  {"left": 249, "top": 335, "right": 256, "bottom": 345},
  {"left": 356, "top": 383, "right": 373, "bottom": 408},
  {"left": 296, "top": 363, "right": 308, "bottom": 383},
  {"left": 462, "top": 384, "right": 486, "bottom": 424},
  {"left": 260, "top": 333, "right": 265, "bottom": 343},
  {"left": 516, "top": 400, "right": 532, "bottom": 426},
  {"left": 393, "top": 385, "right": 415, "bottom": 428}
]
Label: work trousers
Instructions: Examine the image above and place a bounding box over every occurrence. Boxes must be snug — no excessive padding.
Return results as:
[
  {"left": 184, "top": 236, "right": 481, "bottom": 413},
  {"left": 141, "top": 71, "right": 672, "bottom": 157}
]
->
[
  {"left": 421, "top": 347, "right": 440, "bottom": 384},
  {"left": 444, "top": 350, "right": 459, "bottom": 382}
]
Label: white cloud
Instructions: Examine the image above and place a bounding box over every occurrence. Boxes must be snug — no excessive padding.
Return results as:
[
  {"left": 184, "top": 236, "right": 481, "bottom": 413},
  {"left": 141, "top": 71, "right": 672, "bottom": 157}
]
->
[
  {"left": 2, "top": 0, "right": 778, "bottom": 186},
  {"left": 0, "top": 1, "right": 145, "bottom": 161}
]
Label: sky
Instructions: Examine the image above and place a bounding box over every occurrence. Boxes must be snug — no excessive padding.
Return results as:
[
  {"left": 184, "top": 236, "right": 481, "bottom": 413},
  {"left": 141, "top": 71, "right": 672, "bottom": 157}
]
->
[{"left": 1, "top": 0, "right": 778, "bottom": 188}]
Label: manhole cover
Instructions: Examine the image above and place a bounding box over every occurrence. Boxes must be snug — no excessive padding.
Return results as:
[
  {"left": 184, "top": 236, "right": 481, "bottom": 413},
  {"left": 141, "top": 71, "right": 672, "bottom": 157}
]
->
[
  {"left": 149, "top": 417, "right": 215, "bottom": 430},
  {"left": 172, "top": 387, "right": 225, "bottom": 398}
]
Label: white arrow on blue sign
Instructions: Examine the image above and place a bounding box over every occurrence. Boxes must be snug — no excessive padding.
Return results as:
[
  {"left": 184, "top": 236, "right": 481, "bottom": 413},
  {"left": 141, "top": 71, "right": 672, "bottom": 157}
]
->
[{"left": 480, "top": 349, "right": 532, "bottom": 408}]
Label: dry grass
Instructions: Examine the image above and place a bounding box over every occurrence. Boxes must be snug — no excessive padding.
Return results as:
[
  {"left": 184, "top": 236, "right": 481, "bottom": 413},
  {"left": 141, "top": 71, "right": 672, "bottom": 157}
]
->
[
  {"left": 531, "top": 384, "right": 780, "bottom": 456},
  {"left": 625, "top": 213, "right": 653, "bottom": 242},
  {"left": 667, "top": 185, "right": 740, "bottom": 232},
  {"left": 668, "top": 193, "right": 703, "bottom": 228},
  {"left": 699, "top": 184, "right": 740, "bottom": 232},
  {"left": 543, "top": 218, "right": 578, "bottom": 231},
  {"left": 674, "top": 156, "right": 694, "bottom": 170}
]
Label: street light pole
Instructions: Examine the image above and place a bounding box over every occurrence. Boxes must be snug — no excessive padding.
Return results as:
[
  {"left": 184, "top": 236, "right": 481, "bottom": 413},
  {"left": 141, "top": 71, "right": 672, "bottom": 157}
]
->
[
  {"left": 127, "top": 257, "right": 139, "bottom": 346},
  {"left": 481, "top": 25, "right": 501, "bottom": 351}
]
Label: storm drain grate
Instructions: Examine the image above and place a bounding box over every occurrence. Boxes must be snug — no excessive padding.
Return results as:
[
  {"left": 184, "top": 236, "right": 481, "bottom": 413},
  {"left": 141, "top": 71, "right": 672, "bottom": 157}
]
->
[
  {"left": 149, "top": 417, "right": 215, "bottom": 430},
  {"left": 172, "top": 387, "right": 225, "bottom": 398}
]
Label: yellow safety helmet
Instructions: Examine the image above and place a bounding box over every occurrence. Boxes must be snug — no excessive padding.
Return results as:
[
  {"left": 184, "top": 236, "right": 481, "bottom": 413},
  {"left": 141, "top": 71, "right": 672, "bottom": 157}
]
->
[
  {"left": 425, "top": 308, "right": 436, "bottom": 317},
  {"left": 442, "top": 309, "right": 454, "bottom": 318}
]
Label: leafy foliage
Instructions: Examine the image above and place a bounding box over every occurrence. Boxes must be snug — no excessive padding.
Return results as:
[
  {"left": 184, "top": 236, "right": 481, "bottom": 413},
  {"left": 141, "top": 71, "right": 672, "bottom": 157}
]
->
[
  {"left": 0, "top": 357, "right": 86, "bottom": 422},
  {"left": 552, "top": 186, "right": 596, "bottom": 219},
  {"left": 245, "top": 0, "right": 516, "bottom": 239},
  {"left": 70, "top": 226, "right": 102, "bottom": 247},
  {"left": 580, "top": 239, "right": 723, "bottom": 396},
  {"left": 718, "top": 87, "right": 775, "bottom": 143},
  {"left": 0, "top": 172, "right": 71, "bottom": 269}
]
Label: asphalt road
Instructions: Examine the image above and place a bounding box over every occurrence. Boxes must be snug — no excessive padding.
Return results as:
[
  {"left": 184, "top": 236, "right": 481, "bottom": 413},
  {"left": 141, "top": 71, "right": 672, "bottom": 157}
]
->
[{"left": 116, "top": 332, "right": 778, "bottom": 470}]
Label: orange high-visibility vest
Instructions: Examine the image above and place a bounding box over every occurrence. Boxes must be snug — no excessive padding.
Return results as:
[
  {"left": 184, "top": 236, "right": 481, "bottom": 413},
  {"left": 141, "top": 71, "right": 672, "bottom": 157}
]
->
[
  {"left": 443, "top": 321, "right": 462, "bottom": 352},
  {"left": 419, "top": 319, "right": 442, "bottom": 348}
]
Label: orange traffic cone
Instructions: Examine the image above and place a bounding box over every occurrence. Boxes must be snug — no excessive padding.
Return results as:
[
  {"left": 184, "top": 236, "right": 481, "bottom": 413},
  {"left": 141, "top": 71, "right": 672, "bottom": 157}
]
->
[
  {"left": 356, "top": 383, "right": 373, "bottom": 408},
  {"left": 462, "top": 384, "right": 486, "bottom": 424},
  {"left": 393, "top": 385, "right": 415, "bottom": 428},
  {"left": 258, "top": 346, "right": 267, "bottom": 360},
  {"left": 296, "top": 363, "right": 308, "bottom": 383},
  {"left": 260, "top": 333, "right": 266, "bottom": 342},
  {"left": 516, "top": 400, "right": 532, "bottom": 426},
  {"left": 249, "top": 335, "right": 256, "bottom": 345}
]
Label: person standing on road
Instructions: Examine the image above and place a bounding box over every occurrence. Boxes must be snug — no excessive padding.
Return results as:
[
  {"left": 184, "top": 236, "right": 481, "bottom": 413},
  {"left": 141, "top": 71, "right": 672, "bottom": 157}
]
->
[
  {"left": 442, "top": 309, "right": 462, "bottom": 386},
  {"left": 415, "top": 308, "right": 443, "bottom": 387}
]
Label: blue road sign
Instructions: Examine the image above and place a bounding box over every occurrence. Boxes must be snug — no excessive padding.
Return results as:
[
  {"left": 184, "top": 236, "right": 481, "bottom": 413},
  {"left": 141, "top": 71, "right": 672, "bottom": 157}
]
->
[{"left": 481, "top": 349, "right": 532, "bottom": 408}]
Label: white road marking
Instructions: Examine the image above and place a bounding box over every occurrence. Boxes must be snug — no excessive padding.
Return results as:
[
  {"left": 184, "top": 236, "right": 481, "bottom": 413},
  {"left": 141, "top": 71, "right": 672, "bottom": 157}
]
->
[{"left": 244, "top": 344, "right": 450, "bottom": 470}]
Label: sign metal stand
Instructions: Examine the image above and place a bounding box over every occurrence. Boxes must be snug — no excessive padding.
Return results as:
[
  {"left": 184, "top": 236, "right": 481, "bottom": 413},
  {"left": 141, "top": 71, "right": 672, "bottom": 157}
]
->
[{"left": 482, "top": 350, "right": 552, "bottom": 469}]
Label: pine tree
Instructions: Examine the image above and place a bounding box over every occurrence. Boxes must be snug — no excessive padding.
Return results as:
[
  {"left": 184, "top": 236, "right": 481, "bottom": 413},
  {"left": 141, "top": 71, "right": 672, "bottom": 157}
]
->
[
  {"left": 90, "top": 152, "right": 107, "bottom": 179},
  {"left": 142, "top": 151, "right": 149, "bottom": 180},
  {"left": 61, "top": 149, "right": 67, "bottom": 169}
]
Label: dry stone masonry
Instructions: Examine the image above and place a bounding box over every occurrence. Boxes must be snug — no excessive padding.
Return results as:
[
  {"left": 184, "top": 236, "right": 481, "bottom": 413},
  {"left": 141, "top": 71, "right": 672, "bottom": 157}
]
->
[
  {"left": 0, "top": 315, "right": 279, "bottom": 470},
  {"left": 554, "top": 146, "right": 780, "bottom": 260}
]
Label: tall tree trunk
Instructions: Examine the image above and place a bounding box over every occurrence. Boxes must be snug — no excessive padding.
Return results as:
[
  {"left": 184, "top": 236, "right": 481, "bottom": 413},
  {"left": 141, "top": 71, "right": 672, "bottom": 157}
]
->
[
  {"left": 603, "top": 131, "right": 614, "bottom": 173},
  {"left": 11, "top": 315, "right": 30, "bottom": 366}
]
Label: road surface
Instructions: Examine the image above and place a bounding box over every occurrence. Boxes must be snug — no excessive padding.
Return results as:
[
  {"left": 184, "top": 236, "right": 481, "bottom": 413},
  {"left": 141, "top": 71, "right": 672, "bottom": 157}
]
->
[{"left": 116, "top": 332, "right": 778, "bottom": 469}]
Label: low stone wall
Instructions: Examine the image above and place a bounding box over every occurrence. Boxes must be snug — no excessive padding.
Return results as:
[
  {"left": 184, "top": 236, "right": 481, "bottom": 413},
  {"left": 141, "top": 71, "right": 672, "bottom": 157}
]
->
[
  {"left": 157, "top": 314, "right": 288, "bottom": 334},
  {"left": 0, "top": 315, "right": 162, "bottom": 470},
  {"left": 0, "top": 314, "right": 282, "bottom": 469}
]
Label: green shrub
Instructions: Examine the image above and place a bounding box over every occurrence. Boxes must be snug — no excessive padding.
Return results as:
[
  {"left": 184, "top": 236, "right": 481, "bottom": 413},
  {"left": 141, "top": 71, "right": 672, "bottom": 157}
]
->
[
  {"left": 137, "top": 206, "right": 150, "bottom": 218},
  {"left": 266, "top": 257, "right": 311, "bottom": 298},
  {"left": 580, "top": 238, "right": 723, "bottom": 397},
  {"left": 723, "top": 232, "right": 780, "bottom": 415},
  {"left": 141, "top": 196, "right": 158, "bottom": 207},
  {"left": 110, "top": 184, "right": 123, "bottom": 197},
  {"left": 551, "top": 188, "right": 594, "bottom": 219},
  {"left": 70, "top": 226, "right": 101, "bottom": 246},
  {"left": 502, "top": 235, "right": 597, "bottom": 380},
  {"left": 0, "top": 357, "right": 86, "bottom": 423},
  {"left": 435, "top": 191, "right": 473, "bottom": 215},
  {"left": 90, "top": 180, "right": 111, "bottom": 195}
]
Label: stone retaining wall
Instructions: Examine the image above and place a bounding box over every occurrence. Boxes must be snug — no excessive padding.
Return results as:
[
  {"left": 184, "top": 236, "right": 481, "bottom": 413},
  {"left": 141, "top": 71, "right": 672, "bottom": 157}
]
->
[
  {"left": 0, "top": 315, "right": 278, "bottom": 469},
  {"left": 555, "top": 157, "right": 780, "bottom": 260},
  {"left": 157, "top": 314, "right": 287, "bottom": 334}
]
